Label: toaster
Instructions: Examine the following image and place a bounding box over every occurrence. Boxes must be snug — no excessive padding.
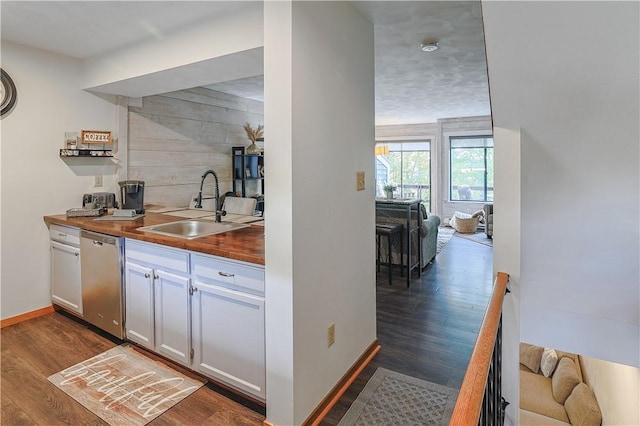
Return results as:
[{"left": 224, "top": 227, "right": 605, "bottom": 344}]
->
[{"left": 83, "top": 192, "right": 117, "bottom": 209}]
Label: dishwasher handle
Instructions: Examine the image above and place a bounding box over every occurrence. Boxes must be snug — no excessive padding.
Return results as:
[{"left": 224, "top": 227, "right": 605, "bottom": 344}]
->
[{"left": 80, "top": 230, "right": 120, "bottom": 246}]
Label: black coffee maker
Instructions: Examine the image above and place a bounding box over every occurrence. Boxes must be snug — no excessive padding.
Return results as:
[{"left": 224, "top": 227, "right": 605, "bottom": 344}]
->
[{"left": 118, "top": 180, "right": 145, "bottom": 214}]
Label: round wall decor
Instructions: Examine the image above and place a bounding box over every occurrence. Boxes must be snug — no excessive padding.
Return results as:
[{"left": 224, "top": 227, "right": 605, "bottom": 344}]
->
[{"left": 1, "top": 68, "right": 17, "bottom": 118}]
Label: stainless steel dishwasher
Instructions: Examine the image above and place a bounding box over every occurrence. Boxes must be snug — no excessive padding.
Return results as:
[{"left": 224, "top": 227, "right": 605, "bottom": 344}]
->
[{"left": 80, "top": 230, "right": 125, "bottom": 339}]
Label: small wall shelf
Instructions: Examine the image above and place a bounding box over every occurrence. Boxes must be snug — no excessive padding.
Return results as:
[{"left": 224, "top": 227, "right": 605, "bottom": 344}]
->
[{"left": 60, "top": 149, "right": 113, "bottom": 158}]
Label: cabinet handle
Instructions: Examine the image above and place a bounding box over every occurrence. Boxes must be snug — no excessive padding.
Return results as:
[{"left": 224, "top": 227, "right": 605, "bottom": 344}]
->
[
  {"left": 58, "top": 233, "right": 67, "bottom": 237},
  {"left": 154, "top": 274, "right": 159, "bottom": 280},
  {"left": 218, "top": 271, "right": 234, "bottom": 277},
  {"left": 144, "top": 273, "right": 151, "bottom": 278},
  {"left": 75, "top": 253, "right": 79, "bottom": 257},
  {"left": 189, "top": 286, "right": 198, "bottom": 296}
]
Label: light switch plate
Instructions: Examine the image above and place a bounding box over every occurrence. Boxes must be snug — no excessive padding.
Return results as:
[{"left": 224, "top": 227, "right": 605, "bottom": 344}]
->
[
  {"left": 94, "top": 175, "right": 103, "bottom": 187},
  {"left": 356, "top": 171, "right": 365, "bottom": 191}
]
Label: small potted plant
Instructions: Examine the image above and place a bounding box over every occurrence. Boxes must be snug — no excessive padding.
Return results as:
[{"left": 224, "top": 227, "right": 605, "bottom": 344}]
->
[
  {"left": 383, "top": 184, "right": 397, "bottom": 199},
  {"left": 243, "top": 122, "right": 264, "bottom": 154}
]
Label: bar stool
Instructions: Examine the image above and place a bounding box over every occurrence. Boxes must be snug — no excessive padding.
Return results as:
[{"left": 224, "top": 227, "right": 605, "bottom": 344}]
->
[{"left": 376, "top": 223, "right": 403, "bottom": 285}]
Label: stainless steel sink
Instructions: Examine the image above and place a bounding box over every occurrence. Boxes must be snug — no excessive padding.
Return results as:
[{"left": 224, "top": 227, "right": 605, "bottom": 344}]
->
[{"left": 137, "top": 219, "right": 249, "bottom": 239}]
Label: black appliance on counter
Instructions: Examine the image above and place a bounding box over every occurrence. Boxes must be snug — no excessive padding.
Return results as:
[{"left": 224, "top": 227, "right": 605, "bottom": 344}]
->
[{"left": 118, "top": 180, "right": 145, "bottom": 214}]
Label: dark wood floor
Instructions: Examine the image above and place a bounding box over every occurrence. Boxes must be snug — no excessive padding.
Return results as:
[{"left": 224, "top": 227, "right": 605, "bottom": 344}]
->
[
  {"left": 320, "top": 233, "right": 493, "bottom": 425},
  {"left": 1, "top": 232, "right": 492, "bottom": 426}
]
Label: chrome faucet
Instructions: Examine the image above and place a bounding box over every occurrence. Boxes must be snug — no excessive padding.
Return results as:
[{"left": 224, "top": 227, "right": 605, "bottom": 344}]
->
[{"left": 194, "top": 169, "right": 226, "bottom": 222}]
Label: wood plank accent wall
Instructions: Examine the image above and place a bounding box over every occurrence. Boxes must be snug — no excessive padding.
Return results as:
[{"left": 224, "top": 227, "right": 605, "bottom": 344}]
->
[{"left": 128, "top": 87, "right": 264, "bottom": 207}]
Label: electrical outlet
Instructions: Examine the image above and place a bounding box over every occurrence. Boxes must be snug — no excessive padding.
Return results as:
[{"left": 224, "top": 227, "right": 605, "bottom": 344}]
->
[
  {"left": 94, "top": 175, "right": 103, "bottom": 187},
  {"left": 327, "top": 323, "right": 336, "bottom": 347},
  {"left": 356, "top": 171, "right": 365, "bottom": 191}
]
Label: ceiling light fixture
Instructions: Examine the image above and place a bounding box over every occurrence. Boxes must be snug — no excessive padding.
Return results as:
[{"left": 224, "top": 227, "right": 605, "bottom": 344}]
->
[{"left": 420, "top": 41, "right": 439, "bottom": 52}]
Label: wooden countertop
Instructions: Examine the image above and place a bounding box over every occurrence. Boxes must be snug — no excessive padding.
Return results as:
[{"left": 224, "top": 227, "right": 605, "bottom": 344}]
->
[{"left": 44, "top": 212, "right": 265, "bottom": 266}]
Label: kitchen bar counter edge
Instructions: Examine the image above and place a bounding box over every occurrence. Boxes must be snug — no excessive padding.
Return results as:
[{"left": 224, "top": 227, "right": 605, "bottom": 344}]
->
[{"left": 43, "top": 212, "right": 265, "bottom": 266}]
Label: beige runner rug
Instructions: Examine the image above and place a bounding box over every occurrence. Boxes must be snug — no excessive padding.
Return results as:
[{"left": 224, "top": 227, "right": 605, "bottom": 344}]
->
[{"left": 48, "top": 345, "right": 204, "bottom": 425}]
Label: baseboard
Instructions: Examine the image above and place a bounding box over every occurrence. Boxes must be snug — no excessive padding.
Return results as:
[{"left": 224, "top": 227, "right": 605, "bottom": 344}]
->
[
  {"left": 302, "top": 339, "right": 381, "bottom": 426},
  {"left": 262, "top": 339, "right": 381, "bottom": 426},
  {"left": 0, "top": 305, "right": 55, "bottom": 328}
]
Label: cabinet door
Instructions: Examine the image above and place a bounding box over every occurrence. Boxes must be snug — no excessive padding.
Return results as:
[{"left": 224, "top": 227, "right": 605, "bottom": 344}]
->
[
  {"left": 124, "top": 261, "right": 155, "bottom": 349},
  {"left": 154, "top": 269, "right": 191, "bottom": 366},
  {"left": 192, "top": 280, "right": 265, "bottom": 400},
  {"left": 51, "top": 241, "right": 82, "bottom": 315}
]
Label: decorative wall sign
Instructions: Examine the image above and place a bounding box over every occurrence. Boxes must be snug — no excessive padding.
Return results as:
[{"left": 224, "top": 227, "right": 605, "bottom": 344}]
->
[
  {"left": 1, "top": 68, "right": 17, "bottom": 118},
  {"left": 81, "top": 130, "right": 112, "bottom": 144}
]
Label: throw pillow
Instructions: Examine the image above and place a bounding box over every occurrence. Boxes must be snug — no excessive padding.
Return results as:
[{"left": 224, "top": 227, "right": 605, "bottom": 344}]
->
[
  {"left": 519, "top": 343, "right": 544, "bottom": 374},
  {"left": 551, "top": 357, "right": 581, "bottom": 404},
  {"left": 565, "top": 383, "right": 602, "bottom": 426},
  {"left": 540, "top": 348, "right": 559, "bottom": 377}
]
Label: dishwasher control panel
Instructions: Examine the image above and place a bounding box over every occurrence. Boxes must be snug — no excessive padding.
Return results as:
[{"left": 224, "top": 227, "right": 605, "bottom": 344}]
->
[{"left": 50, "top": 224, "right": 80, "bottom": 246}]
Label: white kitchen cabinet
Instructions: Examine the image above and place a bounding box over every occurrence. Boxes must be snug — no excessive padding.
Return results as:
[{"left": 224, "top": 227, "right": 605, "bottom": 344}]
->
[
  {"left": 124, "top": 261, "right": 154, "bottom": 349},
  {"left": 191, "top": 254, "right": 265, "bottom": 400},
  {"left": 123, "top": 239, "right": 266, "bottom": 401},
  {"left": 50, "top": 225, "right": 83, "bottom": 315},
  {"left": 125, "top": 240, "right": 191, "bottom": 366},
  {"left": 154, "top": 269, "right": 191, "bottom": 365}
]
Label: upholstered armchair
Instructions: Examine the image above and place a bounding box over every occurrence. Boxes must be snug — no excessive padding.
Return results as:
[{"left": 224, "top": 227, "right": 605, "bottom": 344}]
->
[{"left": 483, "top": 204, "right": 493, "bottom": 238}]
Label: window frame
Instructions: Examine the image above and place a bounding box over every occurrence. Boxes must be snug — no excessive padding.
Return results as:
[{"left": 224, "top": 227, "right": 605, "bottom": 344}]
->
[
  {"left": 447, "top": 134, "right": 494, "bottom": 203},
  {"left": 374, "top": 139, "right": 432, "bottom": 210}
]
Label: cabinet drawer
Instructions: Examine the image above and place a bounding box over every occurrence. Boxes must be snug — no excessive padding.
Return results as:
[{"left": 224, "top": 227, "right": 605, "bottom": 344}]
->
[
  {"left": 125, "top": 239, "right": 189, "bottom": 274},
  {"left": 192, "top": 254, "right": 264, "bottom": 296},
  {"left": 50, "top": 224, "right": 80, "bottom": 246}
]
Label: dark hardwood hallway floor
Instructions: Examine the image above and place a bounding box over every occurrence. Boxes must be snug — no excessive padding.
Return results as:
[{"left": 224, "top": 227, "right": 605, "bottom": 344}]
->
[
  {"left": 320, "top": 232, "right": 494, "bottom": 425},
  {"left": 1, "top": 231, "right": 492, "bottom": 426}
]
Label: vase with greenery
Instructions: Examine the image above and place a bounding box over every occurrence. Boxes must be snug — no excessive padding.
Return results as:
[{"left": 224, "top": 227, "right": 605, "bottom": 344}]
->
[
  {"left": 383, "top": 184, "right": 397, "bottom": 199},
  {"left": 243, "top": 122, "right": 264, "bottom": 154}
]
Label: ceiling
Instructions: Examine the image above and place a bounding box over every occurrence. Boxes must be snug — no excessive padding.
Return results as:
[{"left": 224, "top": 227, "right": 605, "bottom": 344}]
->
[{"left": 0, "top": 1, "right": 490, "bottom": 125}]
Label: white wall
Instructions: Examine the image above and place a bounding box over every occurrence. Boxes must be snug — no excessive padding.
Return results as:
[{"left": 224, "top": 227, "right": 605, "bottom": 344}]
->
[
  {"left": 581, "top": 356, "right": 640, "bottom": 426},
  {"left": 0, "top": 42, "right": 118, "bottom": 319},
  {"left": 264, "top": 2, "right": 376, "bottom": 424},
  {"left": 82, "top": 3, "right": 264, "bottom": 98},
  {"left": 264, "top": 2, "right": 295, "bottom": 422},
  {"left": 483, "top": 0, "right": 639, "bottom": 368},
  {"left": 482, "top": 1, "right": 640, "bottom": 420},
  {"left": 492, "top": 126, "right": 522, "bottom": 424}
]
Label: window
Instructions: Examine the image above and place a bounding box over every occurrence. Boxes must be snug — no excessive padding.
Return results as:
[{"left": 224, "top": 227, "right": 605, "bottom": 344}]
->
[
  {"left": 450, "top": 136, "right": 493, "bottom": 202},
  {"left": 375, "top": 141, "right": 431, "bottom": 210}
]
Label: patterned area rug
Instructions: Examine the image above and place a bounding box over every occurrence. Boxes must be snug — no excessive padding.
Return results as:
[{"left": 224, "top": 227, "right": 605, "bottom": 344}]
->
[
  {"left": 436, "top": 226, "right": 455, "bottom": 254},
  {"left": 338, "top": 368, "right": 458, "bottom": 426},
  {"left": 48, "top": 345, "right": 204, "bottom": 425}
]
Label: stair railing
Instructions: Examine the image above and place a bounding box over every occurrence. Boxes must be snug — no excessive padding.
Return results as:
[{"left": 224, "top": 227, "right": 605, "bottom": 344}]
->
[{"left": 450, "top": 271, "right": 510, "bottom": 425}]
